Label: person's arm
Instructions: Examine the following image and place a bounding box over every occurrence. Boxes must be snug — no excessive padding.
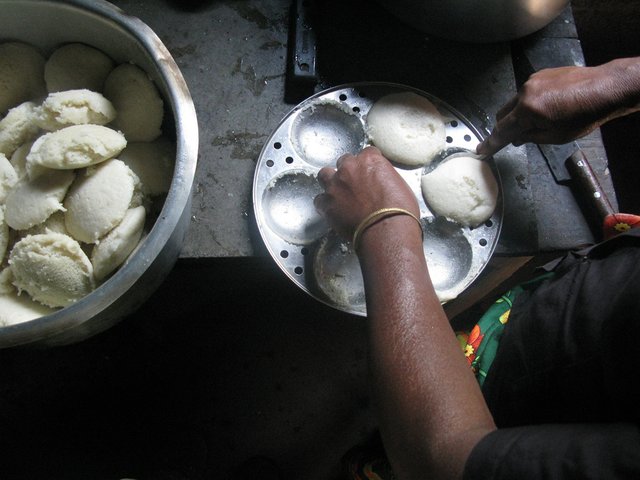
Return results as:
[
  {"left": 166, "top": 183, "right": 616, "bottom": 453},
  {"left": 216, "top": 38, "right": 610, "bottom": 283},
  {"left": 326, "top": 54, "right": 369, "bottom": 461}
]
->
[
  {"left": 477, "top": 56, "right": 640, "bottom": 156},
  {"left": 315, "top": 147, "right": 495, "bottom": 480}
]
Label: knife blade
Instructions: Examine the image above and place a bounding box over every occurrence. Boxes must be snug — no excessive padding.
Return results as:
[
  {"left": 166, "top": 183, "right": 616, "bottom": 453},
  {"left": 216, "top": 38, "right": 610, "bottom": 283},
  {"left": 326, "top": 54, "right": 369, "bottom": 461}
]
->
[
  {"left": 539, "top": 144, "right": 615, "bottom": 241},
  {"left": 537, "top": 141, "right": 580, "bottom": 183}
]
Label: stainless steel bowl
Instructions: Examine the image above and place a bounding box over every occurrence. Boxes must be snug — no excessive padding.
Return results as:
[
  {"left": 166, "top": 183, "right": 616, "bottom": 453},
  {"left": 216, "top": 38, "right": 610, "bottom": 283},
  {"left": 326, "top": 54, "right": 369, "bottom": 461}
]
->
[
  {"left": 375, "top": 0, "right": 570, "bottom": 42},
  {"left": 0, "top": 0, "right": 198, "bottom": 348}
]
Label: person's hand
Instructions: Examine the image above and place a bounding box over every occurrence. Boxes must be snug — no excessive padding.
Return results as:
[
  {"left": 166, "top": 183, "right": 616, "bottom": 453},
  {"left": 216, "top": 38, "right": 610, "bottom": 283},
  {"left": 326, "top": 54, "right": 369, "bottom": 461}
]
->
[
  {"left": 314, "top": 146, "right": 419, "bottom": 240},
  {"left": 477, "top": 58, "right": 640, "bottom": 156}
]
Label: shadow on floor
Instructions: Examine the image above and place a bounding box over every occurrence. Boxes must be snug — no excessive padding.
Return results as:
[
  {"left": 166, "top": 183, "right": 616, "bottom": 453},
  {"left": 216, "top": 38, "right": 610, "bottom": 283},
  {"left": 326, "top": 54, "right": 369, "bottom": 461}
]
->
[{"left": 0, "top": 258, "right": 376, "bottom": 480}]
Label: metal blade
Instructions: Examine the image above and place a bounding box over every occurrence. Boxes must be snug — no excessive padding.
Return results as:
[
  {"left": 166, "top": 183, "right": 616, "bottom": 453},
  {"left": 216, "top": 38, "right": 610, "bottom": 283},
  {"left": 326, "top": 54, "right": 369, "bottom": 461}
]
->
[{"left": 537, "top": 141, "right": 580, "bottom": 183}]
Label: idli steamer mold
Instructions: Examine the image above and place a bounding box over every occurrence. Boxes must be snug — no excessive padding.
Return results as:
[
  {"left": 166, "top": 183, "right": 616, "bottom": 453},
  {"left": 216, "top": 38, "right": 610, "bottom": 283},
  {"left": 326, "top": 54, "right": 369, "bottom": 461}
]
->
[{"left": 253, "top": 82, "right": 502, "bottom": 316}]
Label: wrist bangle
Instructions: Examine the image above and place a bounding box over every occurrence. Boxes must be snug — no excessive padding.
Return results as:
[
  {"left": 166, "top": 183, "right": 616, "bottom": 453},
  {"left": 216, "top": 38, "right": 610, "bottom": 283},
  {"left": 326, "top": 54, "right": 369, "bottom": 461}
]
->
[{"left": 352, "top": 207, "right": 423, "bottom": 251}]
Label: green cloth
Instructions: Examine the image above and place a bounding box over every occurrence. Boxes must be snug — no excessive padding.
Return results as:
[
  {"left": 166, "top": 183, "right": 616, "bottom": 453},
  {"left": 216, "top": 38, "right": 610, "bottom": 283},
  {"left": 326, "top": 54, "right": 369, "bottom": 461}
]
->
[{"left": 457, "top": 272, "right": 554, "bottom": 386}]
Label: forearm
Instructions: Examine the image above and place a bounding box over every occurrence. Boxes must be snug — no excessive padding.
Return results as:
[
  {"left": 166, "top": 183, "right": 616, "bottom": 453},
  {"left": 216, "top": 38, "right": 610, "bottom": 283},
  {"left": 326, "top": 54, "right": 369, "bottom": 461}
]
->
[
  {"left": 599, "top": 56, "right": 640, "bottom": 116},
  {"left": 358, "top": 216, "right": 495, "bottom": 480}
]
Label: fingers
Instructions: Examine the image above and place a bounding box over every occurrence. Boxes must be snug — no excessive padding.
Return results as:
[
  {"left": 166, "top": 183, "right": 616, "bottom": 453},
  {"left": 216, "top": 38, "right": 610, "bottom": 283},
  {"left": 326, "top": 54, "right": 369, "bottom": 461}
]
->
[
  {"left": 317, "top": 165, "right": 335, "bottom": 189},
  {"left": 477, "top": 97, "right": 520, "bottom": 155},
  {"left": 315, "top": 147, "right": 417, "bottom": 238},
  {"left": 314, "top": 167, "right": 334, "bottom": 214},
  {"left": 316, "top": 152, "right": 357, "bottom": 213},
  {"left": 334, "top": 146, "right": 383, "bottom": 170},
  {"left": 495, "top": 94, "right": 518, "bottom": 122},
  {"left": 335, "top": 152, "right": 351, "bottom": 169},
  {"left": 313, "top": 191, "right": 328, "bottom": 215},
  {"left": 477, "top": 104, "right": 537, "bottom": 155},
  {"left": 477, "top": 130, "right": 510, "bottom": 156},
  {"left": 360, "top": 145, "right": 381, "bottom": 156}
]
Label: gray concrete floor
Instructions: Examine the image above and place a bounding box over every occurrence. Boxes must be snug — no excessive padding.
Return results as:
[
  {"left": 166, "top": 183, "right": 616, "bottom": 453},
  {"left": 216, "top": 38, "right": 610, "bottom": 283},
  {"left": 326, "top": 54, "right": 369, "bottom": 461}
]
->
[{"left": 0, "top": 3, "right": 638, "bottom": 480}]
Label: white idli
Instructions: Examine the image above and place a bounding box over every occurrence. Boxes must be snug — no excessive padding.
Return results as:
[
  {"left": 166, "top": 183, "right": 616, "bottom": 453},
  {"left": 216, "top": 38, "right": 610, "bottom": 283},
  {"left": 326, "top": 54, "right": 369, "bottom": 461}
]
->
[
  {"left": 0, "top": 42, "right": 46, "bottom": 115},
  {"left": 4, "top": 168, "right": 75, "bottom": 231},
  {"left": 0, "top": 208, "right": 8, "bottom": 262},
  {"left": 366, "top": 91, "right": 445, "bottom": 166},
  {"left": 0, "top": 267, "right": 14, "bottom": 295},
  {"left": 0, "top": 291, "right": 56, "bottom": 326},
  {"left": 9, "top": 232, "right": 95, "bottom": 308},
  {"left": 36, "top": 89, "right": 117, "bottom": 131},
  {"left": 104, "top": 63, "right": 164, "bottom": 142},
  {"left": 64, "top": 159, "right": 141, "bottom": 243},
  {"left": 0, "top": 101, "right": 41, "bottom": 157},
  {"left": 45, "top": 43, "right": 114, "bottom": 93},
  {"left": 91, "top": 205, "right": 146, "bottom": 281},
  {"left": 26, "top": 124, "right": 126, "bottom": 170},
  {"left": 9, "top": 141, "right": 35, "bottom": 179},
  {"left": 22, "top": 210, "right": 69, "bottom": 238},
  {"left": 118, "top": 138, "right": 175, "bottom": 196},
  {"left": 421, "top": 155, "right": 498, "bottom": 227},
  {"left": 0, "top": 153, "right": 19, "bottom": 203}
]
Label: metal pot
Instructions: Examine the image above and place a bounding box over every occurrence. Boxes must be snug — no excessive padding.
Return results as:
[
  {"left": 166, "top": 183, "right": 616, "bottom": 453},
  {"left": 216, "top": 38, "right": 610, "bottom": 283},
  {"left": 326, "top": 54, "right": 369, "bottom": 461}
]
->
[
  {"left": 374, "top": 0, "right": 570, "bottom": 42},
  {"left": 0, "top": 0, "right": 198, "bottom": 348}
]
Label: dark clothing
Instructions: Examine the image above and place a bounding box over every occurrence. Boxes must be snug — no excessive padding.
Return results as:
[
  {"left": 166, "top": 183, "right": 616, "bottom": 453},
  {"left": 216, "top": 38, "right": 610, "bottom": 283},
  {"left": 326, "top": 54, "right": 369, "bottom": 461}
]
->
[
  {"left": 465, "top": 424, "right": 640, "bottom": 479},
  {"left": 464, "top": 229, "right": 640, "bottom": 479}
]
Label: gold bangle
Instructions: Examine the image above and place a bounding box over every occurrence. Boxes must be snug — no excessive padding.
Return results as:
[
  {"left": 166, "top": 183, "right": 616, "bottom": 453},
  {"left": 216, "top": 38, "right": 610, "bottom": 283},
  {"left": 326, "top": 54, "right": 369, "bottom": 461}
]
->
[{"left": 352, "top": 207, "right": 423, "bottom": 251}]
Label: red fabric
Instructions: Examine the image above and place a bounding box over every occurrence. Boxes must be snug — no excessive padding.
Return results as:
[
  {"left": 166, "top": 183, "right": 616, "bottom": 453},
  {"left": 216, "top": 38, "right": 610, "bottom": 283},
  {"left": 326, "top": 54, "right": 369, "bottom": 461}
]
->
[{"left": 603, "top": 213, "right": 640, "bottom": 240}]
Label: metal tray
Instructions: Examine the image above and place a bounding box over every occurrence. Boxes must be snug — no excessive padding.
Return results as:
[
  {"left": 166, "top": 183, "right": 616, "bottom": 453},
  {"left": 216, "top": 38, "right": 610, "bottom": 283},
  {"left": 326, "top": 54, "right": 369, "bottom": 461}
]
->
[{"left": 253, "top": 82, "right": 502, "bottom": 316}]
